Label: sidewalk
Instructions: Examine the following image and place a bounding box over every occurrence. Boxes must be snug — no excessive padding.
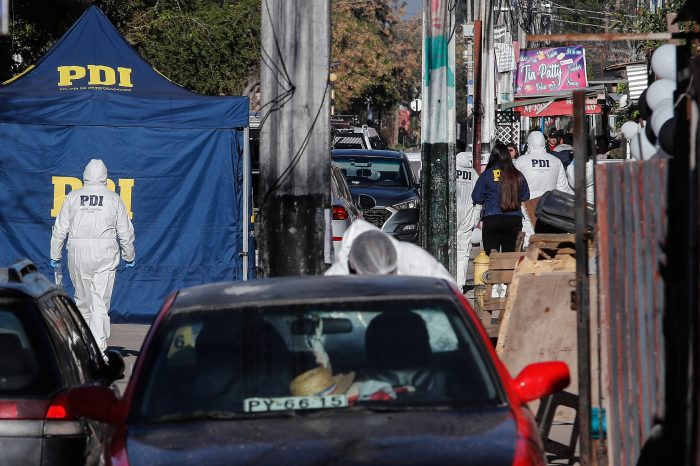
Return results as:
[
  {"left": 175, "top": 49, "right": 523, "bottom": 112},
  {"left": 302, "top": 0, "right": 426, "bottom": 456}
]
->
[{"left": 108, "top": 323, "right": 150, "bottom": 393}]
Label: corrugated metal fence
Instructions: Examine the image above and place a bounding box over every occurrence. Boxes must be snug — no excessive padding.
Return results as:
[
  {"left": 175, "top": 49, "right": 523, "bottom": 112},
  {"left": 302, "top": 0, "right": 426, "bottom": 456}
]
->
[{"left": 596, "top": 159, "right": 668, "bottom": 466}]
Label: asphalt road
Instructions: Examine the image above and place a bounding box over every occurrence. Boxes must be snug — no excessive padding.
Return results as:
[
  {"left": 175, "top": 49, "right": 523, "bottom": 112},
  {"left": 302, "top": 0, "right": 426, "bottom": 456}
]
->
[{"left": 108, "top": 323, "right": 149, "bottom": 394}]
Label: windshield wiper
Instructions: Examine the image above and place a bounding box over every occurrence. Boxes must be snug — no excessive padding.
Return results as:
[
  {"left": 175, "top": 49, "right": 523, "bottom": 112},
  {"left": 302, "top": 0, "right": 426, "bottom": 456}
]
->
[{"left": 145, "top": 410, "right": 296, "bottom": 423}]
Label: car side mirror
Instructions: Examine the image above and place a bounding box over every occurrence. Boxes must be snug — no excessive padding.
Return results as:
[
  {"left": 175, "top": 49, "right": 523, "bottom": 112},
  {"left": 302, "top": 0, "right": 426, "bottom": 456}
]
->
[
  {"left": 68, "top": 385, "right": 124, "bottom": 424},
  {"left": 356, "top": 194, "right": 376, "bottom": 210},
  {"left": 104, "top": 349, "right": 126, "bottom": 383},
  {"left": 513, "top": 361, "right": 570, "bottom": 403}
]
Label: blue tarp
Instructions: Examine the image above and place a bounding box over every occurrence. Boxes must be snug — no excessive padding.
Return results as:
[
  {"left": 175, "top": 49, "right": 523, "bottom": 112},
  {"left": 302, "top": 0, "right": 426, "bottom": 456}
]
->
[{"left": 0, "top": 6, "right": 252, "bottom": 322}]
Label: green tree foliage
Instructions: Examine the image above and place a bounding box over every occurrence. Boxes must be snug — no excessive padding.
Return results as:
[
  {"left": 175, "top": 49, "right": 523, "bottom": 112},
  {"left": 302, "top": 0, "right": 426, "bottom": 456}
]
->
[
  {"left": 331, "top": 0, "right": 421, "bottom": 115},
  {"left": 0, "top": 0, "right": 261, "bottom": 95}
]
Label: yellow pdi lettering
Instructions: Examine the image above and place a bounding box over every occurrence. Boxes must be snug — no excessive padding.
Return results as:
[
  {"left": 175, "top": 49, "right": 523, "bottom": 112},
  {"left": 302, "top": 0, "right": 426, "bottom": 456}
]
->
[
  {"left": 57, "top": 65, "right": 133, "bottom": 87},
  {"left": 493, "top": 169, "right": 501, "bottom": 182},
  {"left": 57, "top": 66, "right": 86, "bottom": 86},
  {"left": 52, "top": 177, "right": 135, "bottom": 219},
  {"left": 51, "top": 177, "right": 83, "bottom": 217},
  {"left": 87, "top": 65, "right": 116, "bottom": 86}
]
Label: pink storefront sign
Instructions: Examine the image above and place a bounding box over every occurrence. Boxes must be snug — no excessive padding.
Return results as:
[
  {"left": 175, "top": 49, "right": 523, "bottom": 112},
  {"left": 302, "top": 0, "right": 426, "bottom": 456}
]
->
[{"left": 516, "top": 46, "right": 588, "bottom": 96}]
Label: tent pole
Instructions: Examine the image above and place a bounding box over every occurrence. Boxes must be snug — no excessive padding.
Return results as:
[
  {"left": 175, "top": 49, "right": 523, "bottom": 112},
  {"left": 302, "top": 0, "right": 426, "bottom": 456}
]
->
[{"left": 242, "top": 126, "right": 250, "bottom": 281}]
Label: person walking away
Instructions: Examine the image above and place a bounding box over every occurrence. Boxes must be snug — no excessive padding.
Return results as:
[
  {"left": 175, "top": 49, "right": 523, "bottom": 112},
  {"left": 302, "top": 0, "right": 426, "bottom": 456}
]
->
[
  {"left": 50, "top": 159, "right": 135, "bottom": 352},
  {"left": 472, "top": 144, "right": 530, "bottom": 254},
  {"left": 456, "top": 149, "right": 481, "bottom": 288},
  {"left": 514, "top": 131, "right": 573, "bottom": 244},
  {"left": 551, "top": 132, "right": 574, "bottom": 168}
]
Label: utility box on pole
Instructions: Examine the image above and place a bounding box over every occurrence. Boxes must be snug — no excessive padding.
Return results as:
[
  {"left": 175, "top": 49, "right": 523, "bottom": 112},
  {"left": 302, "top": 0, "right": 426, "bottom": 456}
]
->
[
  {"left": 258, "top": 0, "right": 331, "bottom": 277},
  {"left": 420, "top": 0, "right": 457, "bottom": 275}
]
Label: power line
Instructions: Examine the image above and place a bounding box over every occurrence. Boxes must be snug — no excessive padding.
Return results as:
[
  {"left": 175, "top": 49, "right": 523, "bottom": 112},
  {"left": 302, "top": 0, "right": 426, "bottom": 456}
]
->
[
  {"left": 551, "top": 17, "right": 608, "bottom": 29},
  {"left": 550, "top": 1, "right": 637, "bottom": 18}
]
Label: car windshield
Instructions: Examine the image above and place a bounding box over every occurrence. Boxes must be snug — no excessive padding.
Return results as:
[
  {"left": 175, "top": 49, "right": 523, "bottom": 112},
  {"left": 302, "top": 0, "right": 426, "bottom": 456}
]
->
[
  {"left": 334, "top": 157, "right": 410, "bottom": 187},
  {"left": 130, "top": 298, "right": 504, "bottom": 423}
]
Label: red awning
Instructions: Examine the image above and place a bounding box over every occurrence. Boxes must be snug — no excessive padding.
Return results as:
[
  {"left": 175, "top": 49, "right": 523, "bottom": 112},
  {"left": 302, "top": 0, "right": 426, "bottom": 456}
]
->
[{"left": 514, "top": 98, "right": 602, "bottom": 117}]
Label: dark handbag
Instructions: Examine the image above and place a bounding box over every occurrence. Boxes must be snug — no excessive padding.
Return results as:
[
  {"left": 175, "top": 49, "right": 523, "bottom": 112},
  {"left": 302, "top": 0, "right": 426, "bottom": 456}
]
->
[{"left": 535, "top": 190, "right": 595, "bottom": 234}]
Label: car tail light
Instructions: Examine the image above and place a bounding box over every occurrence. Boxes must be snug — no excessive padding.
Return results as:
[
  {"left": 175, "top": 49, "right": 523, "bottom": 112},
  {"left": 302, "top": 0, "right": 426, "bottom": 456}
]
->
[
  {"left": 45, "top": 391, "right": 74, "bottom": 419},
  {"left": 0, "top": 391, "right": 74, "bottom": 420},
  {"left": 332, "top": 205, "right": 349, "bottom": 220}
]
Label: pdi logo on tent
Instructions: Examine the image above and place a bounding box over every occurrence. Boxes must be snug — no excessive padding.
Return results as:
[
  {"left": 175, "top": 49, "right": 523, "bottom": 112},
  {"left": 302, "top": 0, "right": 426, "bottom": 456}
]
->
[
  {"left": 51, "top": 176, "right": 135, "bottom": 219},
  {"left": 57, "top": 65, "right": 133, "bottom": 90}
]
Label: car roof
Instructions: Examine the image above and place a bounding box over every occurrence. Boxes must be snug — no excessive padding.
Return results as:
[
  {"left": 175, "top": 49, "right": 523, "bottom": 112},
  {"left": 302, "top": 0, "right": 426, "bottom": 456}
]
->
[
  {"left": 332, "top": 149, "right": 405, "bottom": 159},
  {"left": 0, "top": 260, "right": 61, "bottom": 300},
  {"left": 170, "top": 276, "right": 455, "bottom": 313}
]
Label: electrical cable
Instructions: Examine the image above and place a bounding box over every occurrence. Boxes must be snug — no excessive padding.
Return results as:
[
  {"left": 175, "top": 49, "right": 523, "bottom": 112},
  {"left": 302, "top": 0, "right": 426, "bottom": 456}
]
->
[
  {"left": 550, "top": 1, "right": 637, "bottom": 18},
  {"left": 551, "top": 17, "right": 608, "bottom": 29},
  {"left": 259, "top": 79, "right": 331, "bottom": 212}
]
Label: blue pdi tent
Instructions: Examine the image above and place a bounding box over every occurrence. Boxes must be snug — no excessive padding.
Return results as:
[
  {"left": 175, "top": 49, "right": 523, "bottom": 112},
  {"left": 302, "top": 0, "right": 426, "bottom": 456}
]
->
[{"left": 0, "top": 6, "right": 254, "bottom": 321}]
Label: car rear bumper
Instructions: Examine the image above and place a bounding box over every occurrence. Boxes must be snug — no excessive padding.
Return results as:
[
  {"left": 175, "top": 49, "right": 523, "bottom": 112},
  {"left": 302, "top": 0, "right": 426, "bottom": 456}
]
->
[{"left": 0, "top": 419, "right": 87, "bottom": 466}]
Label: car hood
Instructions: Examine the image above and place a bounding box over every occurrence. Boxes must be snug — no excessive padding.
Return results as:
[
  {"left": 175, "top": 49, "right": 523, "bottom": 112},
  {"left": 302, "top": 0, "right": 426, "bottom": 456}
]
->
[
  {"left": 126, "top": 407, "right": 516, "bottom": 466},
  {"left": 348, "top": 186, "right": 418, "bottom": 208}
]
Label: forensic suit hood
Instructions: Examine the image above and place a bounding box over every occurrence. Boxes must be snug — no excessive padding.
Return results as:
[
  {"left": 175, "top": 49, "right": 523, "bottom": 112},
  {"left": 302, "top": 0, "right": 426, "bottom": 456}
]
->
[
  {"left": 325, "top": 219, "right": 454, "bottom": 282},
  {"left": 50, "top": 159, "right": 135, "bottom": 351},
  {"left": 83, "top": 159, "right": 108, "bottom": 186}
]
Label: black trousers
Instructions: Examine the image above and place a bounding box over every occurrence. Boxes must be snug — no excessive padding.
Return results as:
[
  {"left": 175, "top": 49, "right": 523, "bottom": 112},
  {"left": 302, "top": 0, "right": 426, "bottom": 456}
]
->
[{"left": 482, "top": 215, "right": 522, "bottom": 255}]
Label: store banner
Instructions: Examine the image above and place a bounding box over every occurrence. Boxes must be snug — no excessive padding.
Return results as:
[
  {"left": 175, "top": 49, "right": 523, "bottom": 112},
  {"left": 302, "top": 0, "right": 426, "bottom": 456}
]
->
[
  {"left": 516, "top": 46, "right": 588, "bottom": 96},
  {"left": 514, "top": 98, "right": 601, "bottom": 117}
]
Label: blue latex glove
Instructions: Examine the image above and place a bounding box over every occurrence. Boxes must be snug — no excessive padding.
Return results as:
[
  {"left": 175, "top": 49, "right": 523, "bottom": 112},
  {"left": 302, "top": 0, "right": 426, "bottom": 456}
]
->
[
  {"left": 125, "top": 260, "right": 135, "bottom": 268},
  {"left": 50, "top": 259, "right": 60, "bottom": 269}
]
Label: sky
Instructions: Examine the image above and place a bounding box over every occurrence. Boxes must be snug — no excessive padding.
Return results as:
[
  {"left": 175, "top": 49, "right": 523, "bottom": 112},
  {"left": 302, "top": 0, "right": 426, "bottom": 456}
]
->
[{"left": 403, "top": 0, "right": 423, "bottom": 19}]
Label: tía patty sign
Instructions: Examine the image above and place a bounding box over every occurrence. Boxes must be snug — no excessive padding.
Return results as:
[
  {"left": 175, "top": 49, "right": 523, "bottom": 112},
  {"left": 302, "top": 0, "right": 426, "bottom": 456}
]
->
[{"left": 516, "top": 46, "right": 588, "bottom": 96}]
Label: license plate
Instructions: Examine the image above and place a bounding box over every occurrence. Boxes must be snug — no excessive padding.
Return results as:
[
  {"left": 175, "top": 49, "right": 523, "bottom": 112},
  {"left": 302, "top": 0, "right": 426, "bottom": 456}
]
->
[{"left": 243, "top": 395, "right": 348, "bottom": 413}]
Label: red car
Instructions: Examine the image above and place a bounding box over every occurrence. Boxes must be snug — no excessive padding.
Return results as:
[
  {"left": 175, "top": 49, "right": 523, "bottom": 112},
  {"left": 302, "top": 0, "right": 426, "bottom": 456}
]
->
[{"left": 69, "top": 276, "right": 569, "bottom": 466}]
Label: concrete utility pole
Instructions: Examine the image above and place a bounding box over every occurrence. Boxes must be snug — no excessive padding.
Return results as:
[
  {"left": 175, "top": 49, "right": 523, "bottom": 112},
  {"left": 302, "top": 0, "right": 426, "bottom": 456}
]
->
[
  {"left": 258, "top": 0, "right": 331, "bottom": 276},
  {"left": 420, "top": 0, "right": 457, "bottom": 274}
]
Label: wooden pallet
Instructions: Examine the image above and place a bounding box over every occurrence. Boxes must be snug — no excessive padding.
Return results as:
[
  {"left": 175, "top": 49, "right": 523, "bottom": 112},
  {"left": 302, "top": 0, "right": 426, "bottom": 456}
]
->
[{"left": 480, "top": 251, "right": 531, "bottom": 337}]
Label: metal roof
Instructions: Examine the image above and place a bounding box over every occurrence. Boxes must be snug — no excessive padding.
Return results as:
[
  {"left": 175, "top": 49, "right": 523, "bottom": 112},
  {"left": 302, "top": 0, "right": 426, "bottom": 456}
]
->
[
  {"left": 625, "top": 64, "right": 649, "bottom": 102},
  {"left": 171, "top": 275, "right": 454, "bottom": 312}
]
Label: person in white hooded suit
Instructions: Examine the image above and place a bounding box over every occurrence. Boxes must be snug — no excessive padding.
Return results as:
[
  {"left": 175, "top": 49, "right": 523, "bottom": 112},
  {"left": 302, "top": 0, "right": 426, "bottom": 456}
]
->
[
  {"left": 514, "top": 131, "right": 572, "bottom": 242},
  {"left": 456, "top": 151, "right": 481, "bottom": 288},
  {"left": 50, "top": 159, "right": 135, "bottom": 352},
  {"left": 325, "top": 219, "right": 454, "bottom": 282}
]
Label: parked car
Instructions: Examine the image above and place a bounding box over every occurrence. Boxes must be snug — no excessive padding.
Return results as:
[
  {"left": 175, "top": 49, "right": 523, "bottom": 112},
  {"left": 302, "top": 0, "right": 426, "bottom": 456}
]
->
[
  {"left": 332, "top": 125, "right": 388, "bottom": 150},
  {"left": 69, "top": 275, "right": 568, "bottom": 466},
  {"left": 0, "top": 259, "right": 125, "bottom": 466},
  {"left": 332, "top": 149, "right": 420, "bottom": 242},
  {"left": 331, "top": 162, "right": 363, "bottom": 256}
]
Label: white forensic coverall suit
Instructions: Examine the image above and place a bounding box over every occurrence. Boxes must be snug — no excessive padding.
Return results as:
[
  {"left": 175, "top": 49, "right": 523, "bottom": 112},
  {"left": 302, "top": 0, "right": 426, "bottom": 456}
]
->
[
  {"left": 514, "top": 131, "right": 573, "bottom": 243},
  {"left": 50, "top": 159, "right": 135, "bottom": 351},
  {"left": 566, "top": 159, "right": 595, "bottom": 204},
  {"left": 325, "top": 219, "right": 455, "bottom": 282},
  {"left": 456, "top": 152, "right": 481, "bottom": 287}
]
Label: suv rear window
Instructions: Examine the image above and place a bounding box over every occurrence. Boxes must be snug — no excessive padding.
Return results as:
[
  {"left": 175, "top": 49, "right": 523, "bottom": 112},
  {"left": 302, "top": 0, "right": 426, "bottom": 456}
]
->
[{"left": 0, "top": 302, "right": 62, "bottom": 397}]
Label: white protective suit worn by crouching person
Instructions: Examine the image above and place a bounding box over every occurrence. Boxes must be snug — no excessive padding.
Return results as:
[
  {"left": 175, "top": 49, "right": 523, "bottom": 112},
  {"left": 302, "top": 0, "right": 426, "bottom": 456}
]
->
[
  {"left": 50, "top": 159, "right": 135, "bottom": 351},
  {"left": 456, "top": 151, "right": 481, "bottom": 287},
  {"left": 325, "top": 219, "right": 455, "bottom": 282}
]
